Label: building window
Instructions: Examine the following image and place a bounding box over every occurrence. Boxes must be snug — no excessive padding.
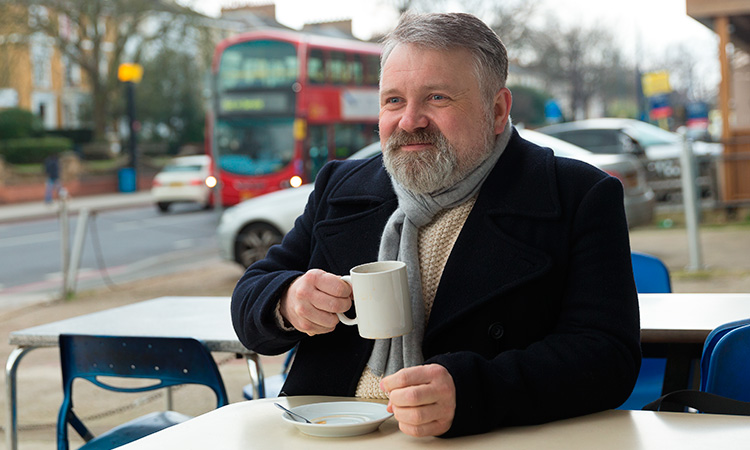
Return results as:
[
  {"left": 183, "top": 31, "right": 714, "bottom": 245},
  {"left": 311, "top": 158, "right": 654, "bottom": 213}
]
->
[{"left": 31, "top": 38, "right": 53, "bottom": 89}]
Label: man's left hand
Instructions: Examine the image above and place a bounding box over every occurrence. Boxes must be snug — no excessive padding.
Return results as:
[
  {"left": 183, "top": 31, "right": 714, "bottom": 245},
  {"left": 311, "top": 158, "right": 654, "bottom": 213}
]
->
[{"left": 380, "top": 364, "right": 456, "bottom": 437}]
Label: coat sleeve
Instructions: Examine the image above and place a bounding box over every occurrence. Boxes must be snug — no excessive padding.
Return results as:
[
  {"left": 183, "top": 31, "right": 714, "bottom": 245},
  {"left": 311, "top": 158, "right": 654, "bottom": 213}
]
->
[
  {"left": 428, "top": 175, "right": 641, "bottom": 437},
  {"left": 230, "top": 162, "right": 342, "bottom": 355}
]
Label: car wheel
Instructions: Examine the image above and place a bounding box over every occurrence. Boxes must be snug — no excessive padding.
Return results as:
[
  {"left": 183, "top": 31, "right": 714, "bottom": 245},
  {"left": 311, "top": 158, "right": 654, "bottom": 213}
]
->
[
  {"left": 157, "top": 202, "right": 170, "bottom": 213},
  {"left": 235, "top": 223, "right": 283, "bottom": 268}
]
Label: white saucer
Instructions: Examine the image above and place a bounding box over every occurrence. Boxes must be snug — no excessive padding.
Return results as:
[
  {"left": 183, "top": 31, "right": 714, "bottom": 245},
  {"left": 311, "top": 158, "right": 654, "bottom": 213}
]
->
[{"left": 280, "top": 401, "right": 393, "bottom": 437}]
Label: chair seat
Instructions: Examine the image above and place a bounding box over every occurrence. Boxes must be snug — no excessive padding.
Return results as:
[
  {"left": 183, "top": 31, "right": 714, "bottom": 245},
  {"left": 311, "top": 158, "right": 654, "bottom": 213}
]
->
[{"left": 77, "top": 411, "right": 192, "bottom": 450}]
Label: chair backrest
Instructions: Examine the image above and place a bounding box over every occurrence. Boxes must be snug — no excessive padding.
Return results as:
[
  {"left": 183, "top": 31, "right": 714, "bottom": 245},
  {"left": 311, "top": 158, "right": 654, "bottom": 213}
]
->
[
  {"left": 703, "top": 323, "right": 750, "bottom": 402},
  {"left": 700, "top": 318, "right": 750, "bottom": 391},
  {"left": 631, "top": 252, "right": 671, "bottom": 293},
  {"left": 57, "top": 335, "right": 229, "bottom": 448}
]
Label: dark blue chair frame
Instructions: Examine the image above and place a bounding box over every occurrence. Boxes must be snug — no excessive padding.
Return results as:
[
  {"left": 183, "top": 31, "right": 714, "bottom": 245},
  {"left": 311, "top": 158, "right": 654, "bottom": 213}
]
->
[{"left": 57, "top": 334, "right": 229, "bottom": 450}]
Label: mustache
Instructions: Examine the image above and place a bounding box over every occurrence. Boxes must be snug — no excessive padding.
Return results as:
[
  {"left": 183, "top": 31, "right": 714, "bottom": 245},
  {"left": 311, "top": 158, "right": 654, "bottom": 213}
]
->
[{"left": 386, "top": 128, "right": 446, "bottom": 148}]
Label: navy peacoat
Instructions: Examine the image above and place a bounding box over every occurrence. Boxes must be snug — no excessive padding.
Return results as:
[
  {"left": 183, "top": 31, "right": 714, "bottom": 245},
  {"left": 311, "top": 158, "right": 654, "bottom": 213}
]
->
[{"left": 231, "top": 128, "right": 641, "bottom": 437}]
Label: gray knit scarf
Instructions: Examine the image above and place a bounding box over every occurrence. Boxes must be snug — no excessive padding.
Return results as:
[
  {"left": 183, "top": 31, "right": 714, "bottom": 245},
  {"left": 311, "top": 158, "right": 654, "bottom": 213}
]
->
[{"left": 368, "top": 121, "right": 513, "bottom": 377}]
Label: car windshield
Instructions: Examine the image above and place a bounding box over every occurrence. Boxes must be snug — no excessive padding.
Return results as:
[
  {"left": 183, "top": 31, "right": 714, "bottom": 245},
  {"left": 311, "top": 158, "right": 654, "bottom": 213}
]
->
[
  {"left": 216, "top": 118, "right": 294, "bottom": 176},
  {"left": 627, "top": 121, "right": 681, "bottom": 147}
]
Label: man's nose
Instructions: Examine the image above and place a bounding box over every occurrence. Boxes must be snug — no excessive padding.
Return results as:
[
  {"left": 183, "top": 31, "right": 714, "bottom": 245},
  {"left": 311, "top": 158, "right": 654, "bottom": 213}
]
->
[{"left": 398, "top": 103, "right": 429, "bottom": 132}]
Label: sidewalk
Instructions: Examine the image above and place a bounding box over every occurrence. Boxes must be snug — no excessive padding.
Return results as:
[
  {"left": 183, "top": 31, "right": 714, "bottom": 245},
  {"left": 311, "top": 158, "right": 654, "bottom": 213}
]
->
[{"left": 0, "top": 191, "right": 154, "bottom": 224}]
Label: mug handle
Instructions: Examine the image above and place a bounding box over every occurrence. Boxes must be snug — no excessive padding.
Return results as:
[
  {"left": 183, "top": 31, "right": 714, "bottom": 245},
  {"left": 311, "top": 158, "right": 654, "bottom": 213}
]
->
[{"left": 337, "top": 275, "right": 357, "bottom": 326}]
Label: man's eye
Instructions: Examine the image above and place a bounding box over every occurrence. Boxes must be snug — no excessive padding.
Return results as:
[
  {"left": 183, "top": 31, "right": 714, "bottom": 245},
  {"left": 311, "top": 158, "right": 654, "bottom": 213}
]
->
[
  {"left": 431, "top": 95, "right": 446, "bottom": 101},
  {"left": 386, "top": 98, "right": 401, "bottom": 104}
]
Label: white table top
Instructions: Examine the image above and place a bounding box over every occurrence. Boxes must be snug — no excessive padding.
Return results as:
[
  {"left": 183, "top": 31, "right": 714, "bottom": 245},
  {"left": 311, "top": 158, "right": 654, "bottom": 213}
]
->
[
  {"left": 12, "top": 293, "right": 750, "bottom": 350},
  {"left": 8, "top": 296, "right": 246, "bottom": 354},
  {"left": 117, "top": 396, "right": 750, "bottom": 449},
  {"left": 639, "top": 293, "right": 750, "bottom": 344}
]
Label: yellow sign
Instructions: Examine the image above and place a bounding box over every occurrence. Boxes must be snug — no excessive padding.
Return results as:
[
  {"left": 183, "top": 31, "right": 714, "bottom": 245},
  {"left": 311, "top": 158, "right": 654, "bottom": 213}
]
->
[
  {"left": 294, "top": 118, "right": 307, "bottom": 140},
  {"left": 642, "top": 71, "right": 671, "bottom": 98},
  {"left": 118, "top": 63, "right": 143, "bottom": 83}
]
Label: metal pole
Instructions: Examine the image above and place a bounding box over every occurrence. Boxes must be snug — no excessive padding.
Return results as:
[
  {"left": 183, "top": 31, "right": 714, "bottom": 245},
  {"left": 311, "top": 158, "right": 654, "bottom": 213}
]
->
[
  {"left": 59, "top": 187, "right": 70, "bottom": 300},
  {"left": 66, "top": 208, "right": 91, "bottom": 296},
  {"left": 211, "top": 71, "right": 223, "bottom": 220},
  {"left": 680, "top": 138, "right": 704, "bottom": 271},
  {"left": 127, "top": 81, "right": 138, "bottom": 189}
]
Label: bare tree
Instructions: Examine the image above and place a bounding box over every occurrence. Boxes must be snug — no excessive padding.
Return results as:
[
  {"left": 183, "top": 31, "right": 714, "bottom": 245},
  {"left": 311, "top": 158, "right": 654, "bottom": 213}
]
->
[
  {"left": 4, "top": 0, "right": 205, "bottom": 140},
  {"left": 530, "top": 17, "right": 628, "bottom": 119}
]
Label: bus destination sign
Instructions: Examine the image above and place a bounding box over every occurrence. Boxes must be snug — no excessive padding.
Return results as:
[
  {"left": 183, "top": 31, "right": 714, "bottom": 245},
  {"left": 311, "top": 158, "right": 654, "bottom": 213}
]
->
[{"left": 218, "top": 91, "right": 295, "bottom": 116}]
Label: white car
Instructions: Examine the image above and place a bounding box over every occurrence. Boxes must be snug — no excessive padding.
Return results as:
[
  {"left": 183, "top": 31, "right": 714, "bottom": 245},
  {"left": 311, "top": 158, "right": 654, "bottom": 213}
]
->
[
  {"left": 218, "top": 132, "right": 654, "bottom": 268},
  {"left": 151, "top": 155, "right": 215, "bottom": 213}
]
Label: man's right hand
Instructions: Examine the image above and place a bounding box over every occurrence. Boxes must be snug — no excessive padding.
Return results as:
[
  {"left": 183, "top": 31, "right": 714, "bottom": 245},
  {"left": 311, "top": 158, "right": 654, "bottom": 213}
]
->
[{"left": 279, "top": 269, "right": 353, "bottom": 336}]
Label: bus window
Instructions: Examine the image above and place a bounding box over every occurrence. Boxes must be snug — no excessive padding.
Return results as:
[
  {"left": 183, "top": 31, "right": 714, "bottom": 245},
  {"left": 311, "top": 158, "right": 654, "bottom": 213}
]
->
[
  {"left": 218, "top": 40, "right": 298, "bottom": 90},
  {"left": 308, "top": 49, "right": 325, "bottom": 84},
  {"left": 334, "top": 123, "right": 379, "bottom": 159},
  {"left": 328, "top": 51, "right": 351, "bottom": 85},
  {"left": 363, "top": 54, "right": 380, "bottom": 86},
  {"left": 307, "top": 125, "right": 329, "bottom": 180},
  {"left": 352, "top": 54, "right": 364, "bottom": 85},
  {"left": 216, "top": 117, "right": 295, "bottom": 176}
]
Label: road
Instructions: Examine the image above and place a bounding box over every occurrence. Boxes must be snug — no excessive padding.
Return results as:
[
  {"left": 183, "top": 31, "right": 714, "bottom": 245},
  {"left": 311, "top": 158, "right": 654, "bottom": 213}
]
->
[{"left": 0, "top": 203, "right": 221, "bottom": 308}]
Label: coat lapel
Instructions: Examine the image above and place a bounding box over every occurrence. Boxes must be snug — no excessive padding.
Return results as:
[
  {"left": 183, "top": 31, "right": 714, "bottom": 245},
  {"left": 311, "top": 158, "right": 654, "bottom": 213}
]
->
[
  {"left": 426, "top": 131, "right": 562, "bottom": 338},
  {"left": 312, "top": 156, "right": 398, "bottom": 275}
]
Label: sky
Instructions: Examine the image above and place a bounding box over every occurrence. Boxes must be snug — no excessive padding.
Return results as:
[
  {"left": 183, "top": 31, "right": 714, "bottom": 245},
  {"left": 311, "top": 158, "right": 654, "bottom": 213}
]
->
[{"left": 180, "top": 0, "right": 720, "bottom": 92}]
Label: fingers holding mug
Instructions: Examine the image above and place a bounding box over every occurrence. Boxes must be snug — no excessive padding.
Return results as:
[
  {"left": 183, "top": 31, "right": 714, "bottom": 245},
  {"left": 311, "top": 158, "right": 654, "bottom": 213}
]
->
[{"left": 280, "top": 269, "right": 352, "bottom": 335}]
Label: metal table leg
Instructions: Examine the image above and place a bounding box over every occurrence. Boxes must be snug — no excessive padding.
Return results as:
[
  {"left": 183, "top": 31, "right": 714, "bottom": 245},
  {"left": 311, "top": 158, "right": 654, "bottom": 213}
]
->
[
  {"left": 5, "top": 346, "right": 36, "bottom": 450},
  {"left": 243, "top": 352, "right": 266, "bottom": 399}
]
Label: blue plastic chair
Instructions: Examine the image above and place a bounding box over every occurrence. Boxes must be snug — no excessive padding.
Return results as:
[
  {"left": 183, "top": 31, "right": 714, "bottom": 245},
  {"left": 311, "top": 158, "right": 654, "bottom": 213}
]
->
[
  {"left": 618, "top": 251, "right": 672, "bottom": 410},
  {"left": 630, "top": 251, "right": 671, "bottom": 293},
  {"left": 243, "top": 347, "right": 296, "bottom": 400},
  {"left": 700, "top": 318, "right": 750, "bottom": 392},
  {"left": 57, "top": 335, "right": 229, "bottom": 450},
  {"left": 702, "top": 323, "right": 750, "bottom": 401}
]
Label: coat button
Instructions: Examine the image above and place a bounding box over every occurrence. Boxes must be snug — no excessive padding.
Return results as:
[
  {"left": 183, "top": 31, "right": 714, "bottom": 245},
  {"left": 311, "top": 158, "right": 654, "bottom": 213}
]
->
[{"left": 488, "top": 323, "right": 504, "bottom": 340}]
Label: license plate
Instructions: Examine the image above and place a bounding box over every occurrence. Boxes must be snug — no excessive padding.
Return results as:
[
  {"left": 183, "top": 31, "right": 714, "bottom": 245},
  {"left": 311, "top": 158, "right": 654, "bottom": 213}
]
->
[{"left": 169, "top": 181, "right": 184, "bottom": 187}]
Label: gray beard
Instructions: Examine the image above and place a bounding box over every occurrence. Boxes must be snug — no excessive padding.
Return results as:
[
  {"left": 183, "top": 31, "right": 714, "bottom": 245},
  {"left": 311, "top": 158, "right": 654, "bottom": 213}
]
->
[{"left": 382, "top": 124, "right": 495, "bottom": 195}]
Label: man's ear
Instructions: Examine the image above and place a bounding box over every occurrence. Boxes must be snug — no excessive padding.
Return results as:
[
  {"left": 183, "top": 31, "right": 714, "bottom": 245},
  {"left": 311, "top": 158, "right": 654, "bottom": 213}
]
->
[{"left": 493, "top": 88, "right": 513, "bottom": 134}]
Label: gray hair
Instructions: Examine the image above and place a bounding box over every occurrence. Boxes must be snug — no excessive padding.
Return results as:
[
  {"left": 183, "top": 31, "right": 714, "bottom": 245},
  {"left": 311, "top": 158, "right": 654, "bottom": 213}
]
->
[{"left": 380, "top": 12, "right": 509, "bottom": 100}]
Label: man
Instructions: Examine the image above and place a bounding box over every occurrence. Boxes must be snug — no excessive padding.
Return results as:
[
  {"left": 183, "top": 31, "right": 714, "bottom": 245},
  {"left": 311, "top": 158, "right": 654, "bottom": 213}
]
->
[
  {"left": 232, "top": 12, "right": 640, "bottom": 438},
  {"left": 44, "top": 153, "right": 61, "bottom": 204}
]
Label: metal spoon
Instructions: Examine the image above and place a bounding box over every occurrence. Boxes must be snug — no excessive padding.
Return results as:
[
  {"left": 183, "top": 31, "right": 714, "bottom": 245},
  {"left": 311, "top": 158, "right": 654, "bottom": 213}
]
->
[{"left": 275, "top": 402, "right": 312, "bottom": 424}]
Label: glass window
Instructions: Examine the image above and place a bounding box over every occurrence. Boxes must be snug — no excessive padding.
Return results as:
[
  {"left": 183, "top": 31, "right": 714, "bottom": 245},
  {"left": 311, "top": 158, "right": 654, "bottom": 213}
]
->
[
  {"left": 328, "top": 51, "right": 351, "bottom": 85},
  {"left": 216, "top": 117, "right": 295, "bottom": 176},
  {"left": 219, "top": 40, "right": 298, "bottom": 91},
  {"left": 363, "top": 54, "right": 380, "bottom": 86},
  {"left": 308, "top": 49, "right": 325, "bottom": 84},
  {"left": 333, "top": 123, "right": 379, "bottom": 159},
  {"left": 555, "top": 130, "right": 625, "bottom": 154},
  {"left": 351, "top": 54, "right": 364, "bottom": 85},
  {"left": 307, "top": 125, "right": 329, "bottom": 180}
]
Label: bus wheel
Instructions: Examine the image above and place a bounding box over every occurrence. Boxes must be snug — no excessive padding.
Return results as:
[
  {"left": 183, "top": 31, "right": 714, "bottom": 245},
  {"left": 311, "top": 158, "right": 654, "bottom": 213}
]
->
[
  {"left": 157, "top": 202, "right": 171, "bottom": 213},
  {"left": 236, "top": 223, "right": 283, "bottom": 268}
]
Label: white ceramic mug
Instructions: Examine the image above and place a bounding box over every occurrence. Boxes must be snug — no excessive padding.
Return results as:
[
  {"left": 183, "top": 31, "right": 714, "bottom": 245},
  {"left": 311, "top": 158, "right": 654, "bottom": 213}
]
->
[{"left": 337, "top": 261, "right": 413, "bottom": 339}]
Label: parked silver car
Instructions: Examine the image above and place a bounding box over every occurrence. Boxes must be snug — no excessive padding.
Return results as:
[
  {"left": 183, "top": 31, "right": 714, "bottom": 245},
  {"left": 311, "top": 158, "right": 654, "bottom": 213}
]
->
[
  {"left": 218, "top": 130, "right": 655, "bottom": 268},
  {"left": 536, "top": 118, "right": 722, "bottom": 201}
]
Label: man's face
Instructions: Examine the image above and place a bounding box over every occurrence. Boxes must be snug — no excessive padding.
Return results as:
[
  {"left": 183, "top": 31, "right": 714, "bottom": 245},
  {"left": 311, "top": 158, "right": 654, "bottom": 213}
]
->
[{"left": 378, "top": 44, "right": 507, "bottom": 194}]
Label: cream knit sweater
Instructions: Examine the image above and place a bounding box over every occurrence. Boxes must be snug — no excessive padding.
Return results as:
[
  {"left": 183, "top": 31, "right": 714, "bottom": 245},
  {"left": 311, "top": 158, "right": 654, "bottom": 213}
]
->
[{"left": 355, "top": 196, "right": 478, "bottom": 399}]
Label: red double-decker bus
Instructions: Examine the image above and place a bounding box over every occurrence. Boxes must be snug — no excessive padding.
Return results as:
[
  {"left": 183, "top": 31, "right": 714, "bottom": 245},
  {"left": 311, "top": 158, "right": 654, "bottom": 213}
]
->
[{"left": 208, "top": 29, "right": 382, "bottom": 206}]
